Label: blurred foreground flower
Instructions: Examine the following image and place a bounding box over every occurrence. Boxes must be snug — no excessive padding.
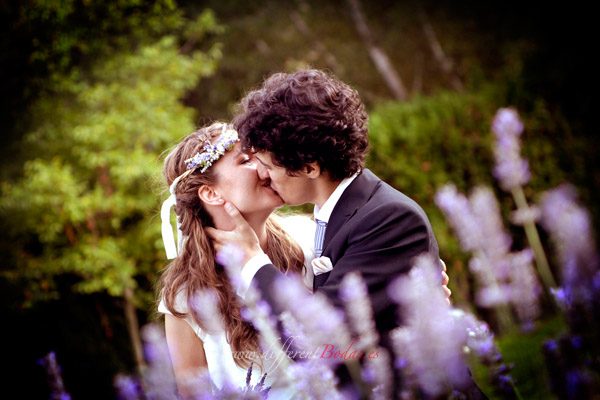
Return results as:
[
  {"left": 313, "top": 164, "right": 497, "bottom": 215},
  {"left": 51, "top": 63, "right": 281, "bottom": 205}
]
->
[
  {"left": 541, "top": 185, "right": 599, "bottom": 313},
  {"left": 39, "top": 352, "right": 71, "bottom": 400},
  {"left": 491, "top": 107, "right": 557, "bottom": 290},
  {"left": 436, "top": 184, "right": 541, "bottom": 330},
  {"left": 491, "top": 108, "right": 530, "bottom": 191},
  {"left": 388, "top": 254, "right": 472, "bottom": 397},
  {"left": 539, "top": 185, "right": 600, "bottom": 398}
]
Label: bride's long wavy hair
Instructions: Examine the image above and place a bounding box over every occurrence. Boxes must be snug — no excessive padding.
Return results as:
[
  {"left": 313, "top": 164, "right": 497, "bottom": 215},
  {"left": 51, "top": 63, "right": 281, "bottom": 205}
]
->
[{"left": 159, "top": 122, "right": 305, "bottom": 368}]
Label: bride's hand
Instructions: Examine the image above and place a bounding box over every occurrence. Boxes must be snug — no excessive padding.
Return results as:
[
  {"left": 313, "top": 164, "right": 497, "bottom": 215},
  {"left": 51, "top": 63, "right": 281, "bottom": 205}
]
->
[
  {"left": 440, "top": 259, "right": 452, "bottom": 304},
  {"left": 206, "top": 202, "right": 263, "bottom": 265}
]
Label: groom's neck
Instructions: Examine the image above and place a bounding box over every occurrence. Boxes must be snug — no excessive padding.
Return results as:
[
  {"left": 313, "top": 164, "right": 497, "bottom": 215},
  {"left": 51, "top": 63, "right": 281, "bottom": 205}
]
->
[{"left": 312, "top": 176, "right": 342, "bottom": 209}]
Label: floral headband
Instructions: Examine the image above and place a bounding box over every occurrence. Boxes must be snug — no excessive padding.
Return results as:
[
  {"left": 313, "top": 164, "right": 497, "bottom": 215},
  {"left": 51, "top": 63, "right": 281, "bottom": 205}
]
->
[{"left": 161, "top": 124, "right": 240, "bottom": 259}]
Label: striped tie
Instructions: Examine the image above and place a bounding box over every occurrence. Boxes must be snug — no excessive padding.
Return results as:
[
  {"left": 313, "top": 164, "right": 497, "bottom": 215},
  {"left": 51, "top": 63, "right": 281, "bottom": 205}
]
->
[{"left": 314, "top": 219, "right": 327, "bottom": 258}]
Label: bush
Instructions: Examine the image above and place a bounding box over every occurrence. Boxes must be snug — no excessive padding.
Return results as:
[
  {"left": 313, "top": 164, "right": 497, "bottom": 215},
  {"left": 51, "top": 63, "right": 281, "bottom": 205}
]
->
[{"left": 366, "top": 85, "right": 581, "bottom": 304}]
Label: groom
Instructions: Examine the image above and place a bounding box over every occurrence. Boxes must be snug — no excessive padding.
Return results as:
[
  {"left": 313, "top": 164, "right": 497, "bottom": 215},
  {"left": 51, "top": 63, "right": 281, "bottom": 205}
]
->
[
  {"left": 214, "top": 68, "right": 443, "bottom": 324},
  {"left": 209, "top": 69, "right": 475, "bottom": 396}
]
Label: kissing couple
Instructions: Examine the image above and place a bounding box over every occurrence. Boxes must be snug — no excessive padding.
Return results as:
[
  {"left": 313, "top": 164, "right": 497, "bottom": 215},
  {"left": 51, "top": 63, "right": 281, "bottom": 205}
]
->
[{"left": 158, "top": 69, "right": 484, "bottom": 399}]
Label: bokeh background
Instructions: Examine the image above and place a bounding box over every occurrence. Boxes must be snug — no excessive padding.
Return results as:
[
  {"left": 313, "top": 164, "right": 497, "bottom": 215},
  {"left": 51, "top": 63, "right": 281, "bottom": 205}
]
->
[{"left": 0, "top": 0, "right": 597, "bottom": 398}]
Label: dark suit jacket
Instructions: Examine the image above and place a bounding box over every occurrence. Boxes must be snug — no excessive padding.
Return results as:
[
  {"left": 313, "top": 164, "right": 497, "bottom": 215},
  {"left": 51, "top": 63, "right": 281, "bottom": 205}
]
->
[
  {"left": 254, "top": 168, "right": 440, "bottom": 346},
  {"left": 251, "top": 169, "right": 489, "bottom": 398}
]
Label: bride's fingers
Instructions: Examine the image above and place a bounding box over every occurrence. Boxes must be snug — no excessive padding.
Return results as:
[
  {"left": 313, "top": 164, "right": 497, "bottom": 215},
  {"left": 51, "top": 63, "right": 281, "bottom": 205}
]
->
[
  {"left": 223, "top": 202, "right": 249, "bottom": 228},
  {"left": 441, "top": 270, "right": 450, "bottom": 286},
  {"left": 442, "top": 285, "right": 452, "bottom": 303},
  {"left": 206, "top": 227, "right": 230, "bottom": 244}
]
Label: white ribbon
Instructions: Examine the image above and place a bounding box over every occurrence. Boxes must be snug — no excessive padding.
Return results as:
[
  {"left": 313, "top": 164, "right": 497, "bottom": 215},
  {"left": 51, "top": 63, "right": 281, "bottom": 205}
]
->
[{"left": 161, "top": 176, "right": 185, "bottom": 259}]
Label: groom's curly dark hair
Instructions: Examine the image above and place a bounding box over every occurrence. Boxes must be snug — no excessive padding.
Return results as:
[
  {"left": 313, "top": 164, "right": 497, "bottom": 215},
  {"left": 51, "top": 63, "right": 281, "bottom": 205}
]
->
[{"left": 233, "top": 69, "right": 369, "bottom": 181}]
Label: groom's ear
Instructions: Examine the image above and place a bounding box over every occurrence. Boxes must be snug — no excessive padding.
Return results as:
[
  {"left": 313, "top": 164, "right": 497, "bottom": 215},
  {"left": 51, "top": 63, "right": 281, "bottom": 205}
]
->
[
  {"left": 198, "top": 184, "right": 224, "bottom": 205},
  {"left": 303, "top": 162, "right": 321, "bottom": 179}
]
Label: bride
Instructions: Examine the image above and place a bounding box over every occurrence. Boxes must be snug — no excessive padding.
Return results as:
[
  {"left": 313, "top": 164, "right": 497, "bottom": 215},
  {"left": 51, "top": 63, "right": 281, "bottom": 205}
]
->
[{"left": 157, "top": 122, "right": 315, "bottom": 398}]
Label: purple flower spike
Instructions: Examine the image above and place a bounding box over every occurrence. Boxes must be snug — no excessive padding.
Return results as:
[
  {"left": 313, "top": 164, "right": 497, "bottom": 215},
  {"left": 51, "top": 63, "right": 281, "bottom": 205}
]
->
[
  {"left": 470, "top": 187, "right": 512, "bottom": 274},
  {"left": 435, "top": 184, "right": 481, "bottom": 251},
  {"left": 492, "top": 108, "right": 531, "bottom": 191},
  {"left": 40, "top": 352, "right": 71, "bottom": 400},
  {"left": 541, "top": 185, "right": 599, "bottom": 306},
  {"left": 274, "top": 275, "right": 351, "bottom": 355},
  {"left": 389, "top": 255, "right": 471, "bottom": 397},
  {"left": 114, "top": 375, "right": 141, "bottom": 400},
  {"left": 492, "top": 108, "right": 524, "bottom": 138}
]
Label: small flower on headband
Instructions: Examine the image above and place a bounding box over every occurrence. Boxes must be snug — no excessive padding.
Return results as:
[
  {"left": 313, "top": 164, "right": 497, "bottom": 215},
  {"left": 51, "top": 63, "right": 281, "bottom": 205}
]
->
[{"left": 184, "top": 127, "right": 239, "bottom": 173}]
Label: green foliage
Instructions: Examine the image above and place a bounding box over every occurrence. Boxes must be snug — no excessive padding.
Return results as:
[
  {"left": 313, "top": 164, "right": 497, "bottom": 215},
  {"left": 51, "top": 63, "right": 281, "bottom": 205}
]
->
[
  {"left": 366, "top": 86, "right": 579, "bottom": 304},
  {"left": 1, "top": 28, "right": 221, "bottom": 304},
  {"left": 20, "top": 0, "right": 185, "bottom": 87}
]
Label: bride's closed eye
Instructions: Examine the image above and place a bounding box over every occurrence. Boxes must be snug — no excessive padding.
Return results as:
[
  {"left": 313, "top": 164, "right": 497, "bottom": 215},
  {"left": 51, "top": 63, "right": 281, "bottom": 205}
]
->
[{"left": 240, "top": 155, "right": 254, "bottom": 165}]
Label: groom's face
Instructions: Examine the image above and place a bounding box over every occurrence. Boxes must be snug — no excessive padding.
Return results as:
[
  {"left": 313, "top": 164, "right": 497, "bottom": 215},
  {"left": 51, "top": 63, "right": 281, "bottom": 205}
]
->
[{"left": 253, "top": 151, "right": 313, "bottom": 206}]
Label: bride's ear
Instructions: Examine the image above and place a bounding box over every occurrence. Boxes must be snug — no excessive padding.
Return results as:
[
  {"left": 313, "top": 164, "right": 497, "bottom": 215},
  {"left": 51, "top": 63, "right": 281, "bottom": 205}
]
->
[{"left": 198, "top": 184, "right": 224, "bottom": 205}]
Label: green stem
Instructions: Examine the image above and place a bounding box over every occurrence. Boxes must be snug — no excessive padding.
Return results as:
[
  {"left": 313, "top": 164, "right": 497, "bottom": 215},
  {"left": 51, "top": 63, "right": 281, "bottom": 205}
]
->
[
  {"left": 474, "top": 251, "right": 515, "bottom": 333},
  {"left": 510, "top": 378, "right": 525, "bottom": 400},
  {"left": 511, "top": 186, "right": 558, "bottom": 290},
  {"left": 345, "top": 359, "right": 372, "bottom": 399}
]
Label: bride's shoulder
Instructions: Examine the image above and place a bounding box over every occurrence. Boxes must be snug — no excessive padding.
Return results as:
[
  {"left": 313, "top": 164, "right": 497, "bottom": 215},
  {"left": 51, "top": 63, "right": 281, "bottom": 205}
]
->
[{"left": 157, "top": 288, "right": 190, "bottom": 315}]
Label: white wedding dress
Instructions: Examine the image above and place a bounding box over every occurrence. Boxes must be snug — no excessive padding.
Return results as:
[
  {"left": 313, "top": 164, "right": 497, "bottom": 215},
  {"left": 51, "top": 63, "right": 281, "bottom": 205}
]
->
[{"left": 158, "top": 214, "right": 315, "bottom": 398}]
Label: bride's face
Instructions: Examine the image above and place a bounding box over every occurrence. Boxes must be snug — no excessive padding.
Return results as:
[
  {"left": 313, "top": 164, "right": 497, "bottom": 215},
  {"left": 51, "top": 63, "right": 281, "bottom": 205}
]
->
[{"left": 210, "top": 143, "right": 284, "bottom": 215}]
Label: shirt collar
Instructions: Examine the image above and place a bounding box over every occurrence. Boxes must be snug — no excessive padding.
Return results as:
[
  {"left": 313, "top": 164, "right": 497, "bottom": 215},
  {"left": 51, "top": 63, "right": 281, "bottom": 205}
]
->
[{"left": 314, "top": 172, "right": 359, "bottom": 223}]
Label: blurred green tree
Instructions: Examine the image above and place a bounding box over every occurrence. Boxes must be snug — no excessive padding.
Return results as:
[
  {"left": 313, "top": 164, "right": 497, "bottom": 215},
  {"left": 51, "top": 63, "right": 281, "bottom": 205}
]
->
[{"left": 0, "top": 16, "right": 221, "bottom": 371}]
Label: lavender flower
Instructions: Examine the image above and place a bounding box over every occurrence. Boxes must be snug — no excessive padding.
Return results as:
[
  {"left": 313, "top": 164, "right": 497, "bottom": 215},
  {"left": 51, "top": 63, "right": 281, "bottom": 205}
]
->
[
  {"left": 274, "top": 275, "right": 351, "bottom": 360},
  {"left": 188, "top": 289, "right": 236, "bottom": 391},
  {"left": 435, "top": 184, "right": 482, "bottom": 251},
  {"left": 455, "top": 311, "right": 500, "bottom": 363},
  {"left": 540, "top": 185, "right": 599, "bottom": 306},
  {"left": 388, "top": 254, "right": 471, "bottom": 397},
  {"left": 492, "top": 107, "right": 524, "bottom": 137},
  {"left": 238, "top": 289, "right": 293, "bottom": 388},
  {"left": 217, "top": 244, "right": 293, "bottom": 387},
  {"left": 216, "top": 243, "right": 245, "bottom": 291},
  {"left": 437, "top": 185, "right": 541, "bottom": 327},
  {"left": 454, "top": 310, "right": 520, "bottom": 398},
  {"left": 437, "top": 185, "right": 508, "bottom": 308},
  {"left": 470, "top": 187, "right": 512, "bottom": 276},
  {"left": 471, "top": 188, "right": 541, "bottom": 325},
  {"left": 508, "top": 250, "right": 541, "bottom": 329},
  {"left": 361, "top": 348, "right": 393, "bottom": 400},
  {"left": 141, "top": 325, "right": 178, "bottom": 400},
  {"left": 339, "top": 272, "right": 379, "bottom": 352},
  {"left": 189, "top": 289, "right": 225, "bottom": 334},
  {"left": 287, "top": 360, "right": 343, "bottom": 399},
  {"left": 39, "top": 352, "right": 71, "bottom": 400},
  {"left": 492, "top": 108, "right": 531, "bottom": 191},
  {"left": 114, "top": 375, "right": 141, "bottom": 400},
  {"left": 279, "top": 311, "right": 312, "bottom": 354}
]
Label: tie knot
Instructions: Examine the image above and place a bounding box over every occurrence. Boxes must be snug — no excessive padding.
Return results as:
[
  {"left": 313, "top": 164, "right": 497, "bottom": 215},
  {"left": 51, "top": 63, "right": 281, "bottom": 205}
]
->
[{"left": 316, "top": 219, "right": 327, "bottom": 227}]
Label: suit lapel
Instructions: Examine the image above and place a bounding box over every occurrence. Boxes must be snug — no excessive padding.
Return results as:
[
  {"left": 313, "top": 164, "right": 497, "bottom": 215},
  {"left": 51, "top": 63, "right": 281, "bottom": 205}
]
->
[
  {"left": 313, "top": 170, "right": 380, "bottom": 290},
  {"left": 321, "top": 169, "right": 381, "bottom": 257}
]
